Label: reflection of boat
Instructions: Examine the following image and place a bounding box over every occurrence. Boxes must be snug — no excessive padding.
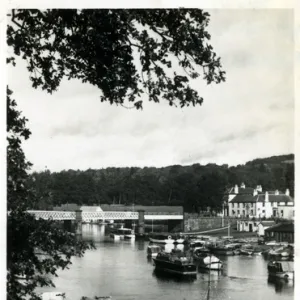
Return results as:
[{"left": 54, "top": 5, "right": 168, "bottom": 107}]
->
[
  {"left": 268, "top": 275, "right": 294, "bottom": 293},
  {"left": 149, "top": 234, "right": 175, "bottom": 244},
  {"left": 147, "top": 245, "right": 161, "bottom": 258},
  {"left": 110, "top": 228, "right": 134, "bottom": 240},
  {"left": 153, "top": 250, "right": 197, "bottom": 276},
  {"left": 267, "top": 261, "right": 294, "bottom": 280}
]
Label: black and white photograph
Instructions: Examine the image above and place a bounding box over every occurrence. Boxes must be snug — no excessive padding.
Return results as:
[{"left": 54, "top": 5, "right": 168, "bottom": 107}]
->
[{"left": 3, "top": 2, "right": 297, "bottom": 300}]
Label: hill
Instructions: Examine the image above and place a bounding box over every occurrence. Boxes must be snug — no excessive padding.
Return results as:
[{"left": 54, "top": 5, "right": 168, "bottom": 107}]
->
[{"left": 27, "top": 154, "right": 294, "bottom": 212}]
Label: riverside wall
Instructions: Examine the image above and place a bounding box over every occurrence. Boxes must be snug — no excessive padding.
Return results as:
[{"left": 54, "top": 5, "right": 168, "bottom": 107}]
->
[{"left": 184, "top": 214, "right": 237, "bottom": 232}]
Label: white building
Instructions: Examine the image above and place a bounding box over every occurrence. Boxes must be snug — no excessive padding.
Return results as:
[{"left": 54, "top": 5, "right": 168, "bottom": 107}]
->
[
  {"left": 257, "top": 221, "right": 276, "bottom": 236},
  {"left": 224, "top": 183, "right": 294, "bottom": 220}
]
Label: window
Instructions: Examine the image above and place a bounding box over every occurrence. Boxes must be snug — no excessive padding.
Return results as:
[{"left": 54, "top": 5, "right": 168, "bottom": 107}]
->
[
  {"left": 238, "top": 203, "right": 240, "bottom": 208},
  {"left": 243, "top": 210, "right": 245, "bottom": 216},
  {"left": 251, "top": 210, "right": 254, "bottom": 215},
  {"left": 232, "top": 210, "right": 235, "bottom": 215},
  {"left": 251, "top": 203, "right": 253, "bottom": 207},
  {"left": 243, "top": 203, "right": 245, "bottom": 208},
  {"left": 281, "top": 210, "right": 284, "bottom": 217},
  {"left": 237, "top": 210, "right": 240, "bottom": 215},
  {"left": 262, "top": 210, "right": 265, "bottom": 213},
  {"left": 262, "top": 202, "right": 265, "bottom": 207}
]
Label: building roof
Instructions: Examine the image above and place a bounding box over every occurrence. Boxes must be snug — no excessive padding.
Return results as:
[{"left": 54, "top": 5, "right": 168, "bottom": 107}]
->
[
  {"left": 227, "top": 186, "right": 255, "bottom": 195},
  {"left": 258, "top": 221, "right": 276, "bottom": 226},
  {"left": 100, "top": 204, "right": 183, "bottom": 214},
  {"left": 265, "top": 222, "right": 294, "bottom": 233},
  {"left": 256, "top": 195, "right": 294, "bottom": 203},
  {"left": 230, "top": 194, "right": 257, "bottom": 203}
]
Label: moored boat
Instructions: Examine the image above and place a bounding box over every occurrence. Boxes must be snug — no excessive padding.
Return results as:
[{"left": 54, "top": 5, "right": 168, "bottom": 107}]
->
[
  {"left": 110, "top": 228, "right": 134, "bottom": 240},
  {"left": 196, "top": 254, "right": 223, "bottom": 271},
  {"left": 149, "top": 233, "right": 175, "bottom": 244},
  {"left": 267, "top": 261, "right": 294, "bottom": 280},
  {"left": 153, "top": 249, "right": 197, "bottom": 276},
  {"left": 147, "top": 245, "right": 161, "bottom": 258},
  {"left": 124, "top": 229, "right": 136, "bottom": 240},
  {"left": 208, "top": 245, "right": 234, "bottom": 256}
]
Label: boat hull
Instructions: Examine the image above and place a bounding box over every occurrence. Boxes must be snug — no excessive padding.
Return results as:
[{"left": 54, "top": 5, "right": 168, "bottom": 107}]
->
[
  {"left": 153, "top": 259, "right": 197, "bottom": 276},
  {"left": 124, "top": 234, "right": 135, "bottom": 240},
  {"left": 198, "top": 262, "right": 223, "bottom": 271},
  {"left": 149, "top": 238, "right": 175, "bottom": 244},
  {"left": 268, "top": 272, "right": 294, "bottom": 280}
]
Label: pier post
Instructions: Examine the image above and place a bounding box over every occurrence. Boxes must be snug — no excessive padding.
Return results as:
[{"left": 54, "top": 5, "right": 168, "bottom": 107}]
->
[
  {"left": 63, "top": 220, "right": 72, "bottom": 232},
  {"left": 75, "top": 210, "right": 82, "bottom": 235},
  {"left": 137, "top": 210, "right": 145, "bottom": 235}
]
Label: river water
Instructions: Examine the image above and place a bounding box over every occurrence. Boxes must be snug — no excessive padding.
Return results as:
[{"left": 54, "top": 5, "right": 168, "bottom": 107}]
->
[{"left": 39, "top": 224, "right": 294, "bottom": 300}]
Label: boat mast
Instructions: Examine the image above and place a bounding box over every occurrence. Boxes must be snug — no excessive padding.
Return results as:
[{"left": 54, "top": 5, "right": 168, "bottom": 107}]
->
[{"left": 206, "top": 254, "right": 212, "bottom": 300}]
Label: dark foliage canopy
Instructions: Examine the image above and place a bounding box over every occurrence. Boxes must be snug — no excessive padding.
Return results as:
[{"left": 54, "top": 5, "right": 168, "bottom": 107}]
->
[
  {"left": 28, "top": 154, "right": 294, "bottom": 213},
  {"left": 7, "top": 9, "right": 225, "bottom": 109}
]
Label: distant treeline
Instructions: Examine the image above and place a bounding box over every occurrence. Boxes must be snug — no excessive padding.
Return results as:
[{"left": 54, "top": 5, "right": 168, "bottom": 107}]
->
[{"left": 27, "top": 154, "right": 294, "bottom": 213}]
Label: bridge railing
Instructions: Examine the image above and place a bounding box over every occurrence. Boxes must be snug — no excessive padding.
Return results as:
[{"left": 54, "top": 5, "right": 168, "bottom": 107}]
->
[{"left": 26, "top": 210, "right": 183, "bottom": 220}]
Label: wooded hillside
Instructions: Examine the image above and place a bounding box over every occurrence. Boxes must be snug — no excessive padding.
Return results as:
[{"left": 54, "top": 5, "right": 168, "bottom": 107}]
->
[{"left": 28, "top": 154, "right": 294, "bottom": 212}]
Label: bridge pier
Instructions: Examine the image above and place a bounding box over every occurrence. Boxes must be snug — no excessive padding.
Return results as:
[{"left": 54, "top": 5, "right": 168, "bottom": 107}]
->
[
  {"left": 137, "top": 210, "right": 145, "bottom": 235},
  {"left": 63, "top": 220, "right": 72, "bottom": 232},
  {"left": 75, "top": 210, "right": 82, "bottom": 235}
]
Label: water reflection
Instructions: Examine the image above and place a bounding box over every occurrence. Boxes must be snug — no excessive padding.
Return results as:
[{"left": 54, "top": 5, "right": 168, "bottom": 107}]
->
[
  {"left": 152, "top": 269, "right": 197, "bottom": 283},
  {"left": 267, "top": 276, "right": 294, "bottom": 295},
  {"left": 38, "top": 225, "right": 294, "bottom": 300}
]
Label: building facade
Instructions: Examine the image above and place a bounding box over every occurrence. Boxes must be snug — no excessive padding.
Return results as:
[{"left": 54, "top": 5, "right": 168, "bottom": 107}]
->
[
  {"left": 224, "top": 183, "right": 294, "bottom": 220},
  {"left": 265, "top": 223, "right": 294, "bottom": 243}
]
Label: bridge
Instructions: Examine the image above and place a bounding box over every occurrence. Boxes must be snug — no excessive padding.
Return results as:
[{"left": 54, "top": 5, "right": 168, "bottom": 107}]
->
[{"left": 27, "top": 210, "right": 183, "bottom": 221}]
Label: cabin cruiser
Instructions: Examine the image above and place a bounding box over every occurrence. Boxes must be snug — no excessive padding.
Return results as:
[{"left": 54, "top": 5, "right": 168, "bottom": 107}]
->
[
  {"left": 267, "top": 261, "right": 294, "bottom": 280},
  {"left": 153, "top": 249, "right": 197, "bottom": 276}
]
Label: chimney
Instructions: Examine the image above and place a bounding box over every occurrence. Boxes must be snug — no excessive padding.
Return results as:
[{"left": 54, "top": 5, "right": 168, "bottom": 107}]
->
[
  {"left": 240, "top": 182, "right": 245, "bottom": 189},
  {"left": 256, "top": 185, "right": 262, "bottom": 192},
  {"left": 265, "top": 191, "right": 269, "bottom": 202},
  {"left": 275, "top": 190, "right": 279, "bottom": 195},
  {"left": 253, "top": 189, "right": 258, "bottom": 196},
  {"left": 234, "top": 184, "right": 239, "bottom": 194},
  {"left": 285, "top": 189, "right": 290, "bottom": 196}
]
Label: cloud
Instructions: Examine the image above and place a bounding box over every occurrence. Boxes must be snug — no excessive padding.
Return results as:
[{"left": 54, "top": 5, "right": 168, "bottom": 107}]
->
[{"left": 7, "top": 9, "right": 294, "bottom": 172}]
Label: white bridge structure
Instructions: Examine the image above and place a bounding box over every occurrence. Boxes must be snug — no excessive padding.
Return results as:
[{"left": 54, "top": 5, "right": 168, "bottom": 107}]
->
[{"left": 27, "top": 210, "right": 183, "bottom": 221}]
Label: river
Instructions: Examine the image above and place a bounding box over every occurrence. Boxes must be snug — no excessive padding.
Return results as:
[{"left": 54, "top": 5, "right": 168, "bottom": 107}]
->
[{"left": 38, "top": 224, "right": 294, "bottom": 300}]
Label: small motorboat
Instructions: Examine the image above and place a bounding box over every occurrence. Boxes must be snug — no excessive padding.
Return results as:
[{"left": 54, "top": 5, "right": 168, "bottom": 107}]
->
[
  {"left": 110, "top": 228, "right": 134, "bottom": 240},
  {"left": 149, "top": 234, "right": 175, "bottom": 244},
  {"left": 197, "top": 254, "right": 223, "bottom": 271},
  {"left": 240, "top": 244, "right": 254, "bottom": 256},
  {"left": 147, "top": 245, "right": 161, "bottom": 258},
  {"left": 267, "top": 261, "right": 294, "bottom": 280},
  {"left": 124, "top": 230, "right": 136, "bottom": 241}
]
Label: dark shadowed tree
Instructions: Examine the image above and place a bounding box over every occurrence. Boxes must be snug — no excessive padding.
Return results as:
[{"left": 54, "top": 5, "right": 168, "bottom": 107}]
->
[
  {"left": 7, "top": 8, "right": 226, "bottom": 300},
  {"left": 7, "top": 88, "right": 93, "bottom": 300}
]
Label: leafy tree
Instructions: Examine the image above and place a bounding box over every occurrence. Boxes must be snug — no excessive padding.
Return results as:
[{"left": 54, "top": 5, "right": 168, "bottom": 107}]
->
[
  {"left": 7, "top": 88, "right": 93, "bottom": 300},
  {"left": 6, "top": 8, "right": 227, "bottom": 300},
  {"left": 7, "top": 9, "right": 225, "bottom": 109}
]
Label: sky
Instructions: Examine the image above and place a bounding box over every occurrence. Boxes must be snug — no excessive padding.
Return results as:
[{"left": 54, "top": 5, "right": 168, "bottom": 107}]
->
[{"left": 7, "top": 9, "right": 294, "bottom": 172}]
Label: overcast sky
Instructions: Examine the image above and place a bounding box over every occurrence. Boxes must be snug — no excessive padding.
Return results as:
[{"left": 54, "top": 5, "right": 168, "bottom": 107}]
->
[{"left": 7, "top": 9, "right": 294, "bottom": 172}]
